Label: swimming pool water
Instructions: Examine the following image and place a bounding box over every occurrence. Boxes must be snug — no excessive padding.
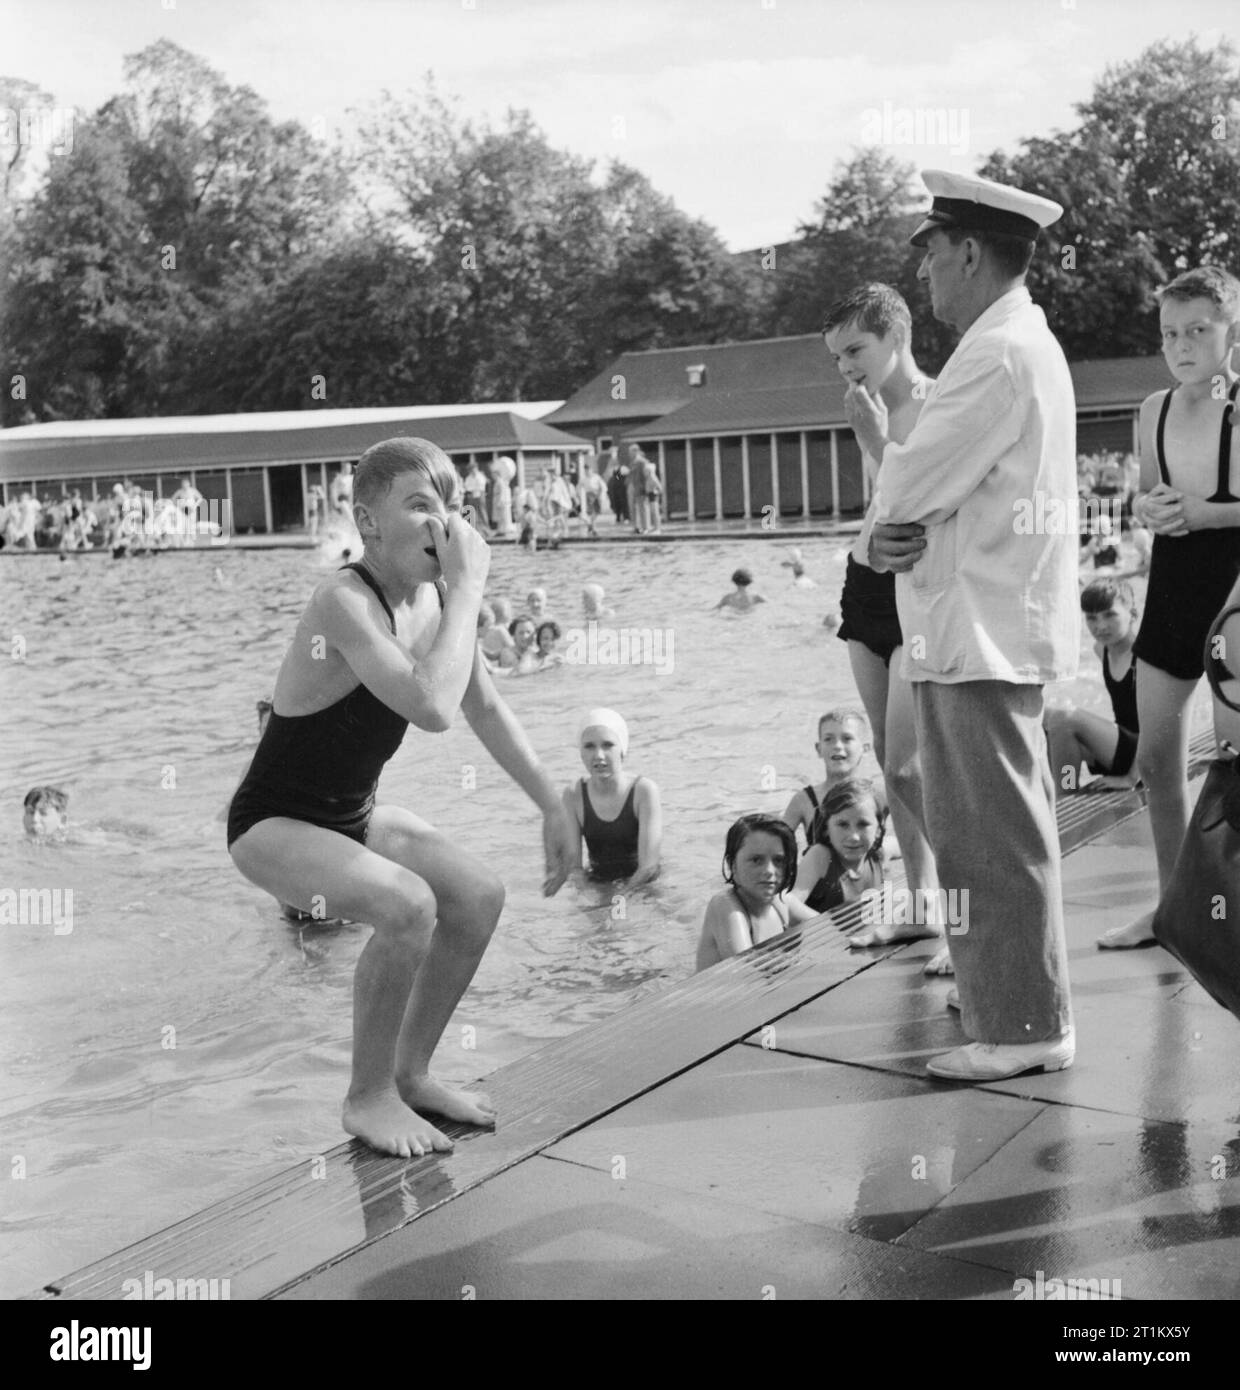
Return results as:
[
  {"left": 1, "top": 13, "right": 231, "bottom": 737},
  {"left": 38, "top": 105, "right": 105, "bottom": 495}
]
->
[{"left": 0, "top": 538, "right": 1201, "bottom": 1294}]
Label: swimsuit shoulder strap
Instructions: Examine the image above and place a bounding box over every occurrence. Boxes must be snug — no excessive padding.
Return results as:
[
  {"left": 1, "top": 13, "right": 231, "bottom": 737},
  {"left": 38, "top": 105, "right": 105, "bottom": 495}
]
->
[
  {"left": 804, "top": 784, "right": 819, "bottom": 810},
  {"left": 1210, "top": 380, "right": 1240, "bottom": 503},
  {"left": 1154, "top": 387, "right": 1175, "bottom": 487},
  {"left": 341, "top": 561, "right": 396, "bottom": 634}
]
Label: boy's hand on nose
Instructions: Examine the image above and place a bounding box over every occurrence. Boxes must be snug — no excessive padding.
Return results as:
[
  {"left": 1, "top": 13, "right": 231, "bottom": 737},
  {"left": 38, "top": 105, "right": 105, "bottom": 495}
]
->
[{"left": 432, "top": 513, "right": 490, "bottom": 591}]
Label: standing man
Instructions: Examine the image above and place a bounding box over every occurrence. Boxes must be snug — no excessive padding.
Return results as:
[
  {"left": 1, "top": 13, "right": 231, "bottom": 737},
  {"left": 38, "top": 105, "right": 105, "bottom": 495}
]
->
[{"left": 849, "top": 170, "right": 1079, "bottom": 1080}]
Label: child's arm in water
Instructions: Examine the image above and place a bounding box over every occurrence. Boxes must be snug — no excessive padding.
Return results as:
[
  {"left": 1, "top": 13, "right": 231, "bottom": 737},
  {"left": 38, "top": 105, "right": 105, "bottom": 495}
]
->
[
  {"left": 790, "top": 844, "right": 831, "bottom": 901},
  {"left": 627, "top": 777, "right": 663, "bottom": 887},
  {"left": 783, "top": 893, "right": 820, "bottom": 925},
  {"left": 458, "top": 647, "right": 577, "bottom": 895},
  {"left": 559, "top": 782, "right": 587, "bottom": 878},
  {"left": 694, "top": 891, "right": 751, "bottom": 971}
]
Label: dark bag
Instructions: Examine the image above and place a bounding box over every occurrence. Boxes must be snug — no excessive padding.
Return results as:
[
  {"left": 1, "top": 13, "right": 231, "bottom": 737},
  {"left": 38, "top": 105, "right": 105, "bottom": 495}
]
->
[{"left": 1152, "top": 605, "right": 1240, "bottom": 1020}]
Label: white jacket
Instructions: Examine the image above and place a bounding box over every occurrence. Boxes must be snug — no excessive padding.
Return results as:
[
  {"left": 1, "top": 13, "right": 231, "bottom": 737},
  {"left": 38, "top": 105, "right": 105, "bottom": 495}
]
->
[{"left": 870, "top": 287, "right": 1080, "bottom": 684}]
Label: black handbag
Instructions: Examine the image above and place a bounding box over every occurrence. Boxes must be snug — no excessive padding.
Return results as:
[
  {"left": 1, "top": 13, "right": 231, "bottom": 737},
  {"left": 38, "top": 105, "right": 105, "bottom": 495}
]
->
[{"left": 1152, "top": 605, "right": 1240, "bottom": 1020}]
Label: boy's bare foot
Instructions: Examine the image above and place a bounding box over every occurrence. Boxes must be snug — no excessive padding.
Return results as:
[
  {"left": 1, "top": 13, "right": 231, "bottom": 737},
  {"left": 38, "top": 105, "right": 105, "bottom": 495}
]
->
[
  {"left": 342, "top": 1088, "right": 454, "bottom": 1158},
  {"left": 397, "top": 1073, "right": 497, "bottom": 1128},
  {"left": 923, "top": 946, "right": 955, "bottom": 975},
  {"left": 848, "top": 923, "right": 941, "bottom": 949},
  {"left": 1097, "top": 910, "right": 1157, "bottom": 950}
]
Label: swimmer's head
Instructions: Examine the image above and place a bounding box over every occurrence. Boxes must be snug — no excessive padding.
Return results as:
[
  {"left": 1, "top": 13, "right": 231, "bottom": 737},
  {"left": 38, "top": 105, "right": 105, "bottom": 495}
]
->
[
  {"left": 1081, "top": 577, "right": 1138, "bottom": 644},
  {"left": 579, "top": 708, "right": 629, "bottom": 773},
  {"left": 536, "top": 620, "right": 561, "bottom": 654},
  {"left": 354, "top": 438, "right": 462, "bottom": 555},
  {"left": 256, "top": 697, "right": 274, "bottom": 735},
  {"left": 477, "top": 601, "right": 495, "bottom": 633},
  {"left": 509, "top": 616, "right": 537, "bottom": 650},
  {"left": 816, "top": 707, "right": 871, "bottom": 774},
  {"left": 732, "top": 567, "right": 753, "bottom": 588},
  {"left": 24, "top": 785, "right": 68, "bottom": 838},
  {"left": 582, "top": 582, "right": 606, "bottom": 615},
  {"left": 812, "top": 778, "right": 885, "bottom": 861},
  {"left": 526, "top": 587, "right": 548, "bottom": 616},
  {"left": 792, "top": 561, "right": 806, "bottom": 577},
  {"left": 491, "top": 596, "right": 514, "bottom": 624},
  {"left": 721, "top": 813, "right": 799, "bottom": 896}
]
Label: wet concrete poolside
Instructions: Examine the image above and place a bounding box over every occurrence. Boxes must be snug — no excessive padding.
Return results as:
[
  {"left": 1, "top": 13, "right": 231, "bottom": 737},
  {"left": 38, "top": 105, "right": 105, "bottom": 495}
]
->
[{"left": 34, "top": 752, "right": 1240, "bottom": 1303}]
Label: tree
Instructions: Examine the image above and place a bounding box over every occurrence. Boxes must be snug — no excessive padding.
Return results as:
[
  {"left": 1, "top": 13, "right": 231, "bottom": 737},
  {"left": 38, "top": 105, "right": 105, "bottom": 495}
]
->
[{"left": 982, "top": 37, "right": 1240, "bottom": 360}]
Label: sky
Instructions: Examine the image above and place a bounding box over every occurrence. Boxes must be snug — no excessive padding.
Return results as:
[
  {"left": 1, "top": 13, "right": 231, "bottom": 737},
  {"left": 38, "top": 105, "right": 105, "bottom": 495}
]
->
[{"left": 2, "top": 0, "right": 1235, "bottom": 250}]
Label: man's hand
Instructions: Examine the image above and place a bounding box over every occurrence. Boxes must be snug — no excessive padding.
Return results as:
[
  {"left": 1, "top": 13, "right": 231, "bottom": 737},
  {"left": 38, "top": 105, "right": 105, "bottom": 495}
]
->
[
  {"left": 844, "top": 383, "right": 889, "bottom": 459},
  {"left": 541, "top": 804, "right": 577, "bottom": 896},
  {"left": 869, "top": 521, "right": 927, "bottom": 573}
]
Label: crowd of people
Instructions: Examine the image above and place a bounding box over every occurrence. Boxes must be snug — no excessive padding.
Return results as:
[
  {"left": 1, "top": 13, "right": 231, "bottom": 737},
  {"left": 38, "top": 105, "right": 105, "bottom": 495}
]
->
[{"left": 0, "top": 477, "right": 210, "bottom": 554}]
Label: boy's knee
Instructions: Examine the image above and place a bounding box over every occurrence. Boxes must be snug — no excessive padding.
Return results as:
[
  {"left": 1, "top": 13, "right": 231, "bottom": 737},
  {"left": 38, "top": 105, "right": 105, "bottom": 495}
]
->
[
  {"left": 373, "top": 877, "right": 438, "bottom": 940},
  {"left": 465, "top": 874, "right": 506, "bottom": 935}
]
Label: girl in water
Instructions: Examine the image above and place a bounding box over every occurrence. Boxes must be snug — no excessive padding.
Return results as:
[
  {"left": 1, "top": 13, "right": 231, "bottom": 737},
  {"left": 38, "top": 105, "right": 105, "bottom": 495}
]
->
[
  {"left": 792, "top": 779, "right": 887, "bottom": 918},
  {"left": 561, "top": 708, "right": 662, "bottom": 886},
  {"left": 697, "top": 813, "right": 819, "bottom": 969}
]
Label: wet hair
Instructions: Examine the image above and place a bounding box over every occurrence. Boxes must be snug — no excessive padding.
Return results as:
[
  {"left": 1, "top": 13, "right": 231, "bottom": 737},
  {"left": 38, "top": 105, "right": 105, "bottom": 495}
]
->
[
  {"left": 811, "top": 778, "right": 886, "bottom": 859},
  {"left": 721, "top": 813, "right": 800, "bottom": 895},
  {"left": 822, "top": 282, "right": 912, "bottom": 339},
  {"left": 1158, "top": 266, "right": 1240, "bottom": 321},
  {"left": 24, "top": 785, "right": 68, "bottom": 814},
  {"left": 536, "top": 620, "right": 561, "bottom": 645},
  {"left": 509, "top": 615, "right": 536, "bottom": 637},
  {"left": 817, "top": 706, "right": 871, "bottom": 742},
  {"left": 491, "top": 596, "right": 514, "bottom": 623},
  {"left": 732, "top": 567, "right": 753, "bottom": 587},
  {"left": 1080, "top": 578, "right": 1137, "bottom": 614},
  {"left": 942, "top": 226, "right": 1036, "bottom": 280},
  {"left": 354, "top": 437, "right": 461, "bottom": 515}
]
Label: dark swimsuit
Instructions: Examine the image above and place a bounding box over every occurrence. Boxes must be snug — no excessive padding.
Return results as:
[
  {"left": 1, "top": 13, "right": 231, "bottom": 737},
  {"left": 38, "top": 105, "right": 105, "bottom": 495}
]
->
[
  {"left": 838, "top": 554, "right": 903, "bottom": 666},
  {"left": 1089, "top": 648, "right": 1139, "bottom": 777},
  {"left": 580, "top": 778, "right": 641, "bottom": 879},
  {"left": 227, "top": 563, "right": 435, "bottom": 848},
  {"left": 804, "top": 855, "right": 883, "bottom": 916},
  {"left": 1132, "top": 383, "right": 1240, "bottom": 681}
]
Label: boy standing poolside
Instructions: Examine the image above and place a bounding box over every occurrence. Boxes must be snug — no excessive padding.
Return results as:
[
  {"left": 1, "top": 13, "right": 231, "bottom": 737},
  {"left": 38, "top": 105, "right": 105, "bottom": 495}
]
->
[
  {"left": 1099, "top": 267, "right": 1240, "bottom": 948},
  {"left": 227, "top": 437, "right": 576, "bottom": 1158},
  {"left": 827, "top": 283, "right": 940, "bottom": 954}
]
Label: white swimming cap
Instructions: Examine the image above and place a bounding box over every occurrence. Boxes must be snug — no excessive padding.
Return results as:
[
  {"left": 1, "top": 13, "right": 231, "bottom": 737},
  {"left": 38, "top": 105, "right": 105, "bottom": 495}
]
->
[{"left": 579, "top": 708, "right": 629, "bottom": 756}]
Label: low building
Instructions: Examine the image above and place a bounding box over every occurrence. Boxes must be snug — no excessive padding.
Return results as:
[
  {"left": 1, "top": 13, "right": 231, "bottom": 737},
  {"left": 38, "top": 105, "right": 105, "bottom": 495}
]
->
[
  {"left": 545, "top": 337, "right": 1171, "bottom": 520},
  {"left": 0, "top": 404, "right": 591, "bottom": 532}
]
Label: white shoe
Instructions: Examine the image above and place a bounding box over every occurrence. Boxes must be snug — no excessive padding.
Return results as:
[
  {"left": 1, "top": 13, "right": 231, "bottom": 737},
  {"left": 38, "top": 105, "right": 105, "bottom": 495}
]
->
[{"left": 926, "top": 1031, "right": 1075, "bottom": 1081}]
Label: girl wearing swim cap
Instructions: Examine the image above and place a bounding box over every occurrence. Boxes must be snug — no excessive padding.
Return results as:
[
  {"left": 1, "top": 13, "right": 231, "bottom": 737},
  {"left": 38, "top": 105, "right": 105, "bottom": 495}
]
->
[{"left": 561, "top": 708, "right": 662, "bottom": 886}]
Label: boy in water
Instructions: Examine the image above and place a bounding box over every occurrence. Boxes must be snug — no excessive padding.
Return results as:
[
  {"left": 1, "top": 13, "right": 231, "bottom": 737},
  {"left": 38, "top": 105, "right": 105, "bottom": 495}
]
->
[
  {"left": 1046, "top": 579, "right": 1141, "bottom": 793},
  {"left": 781, "top": 709, "right": 874, "bottom": 848},
  {"left": 714, "top": 567, "right": 766, "bottom": 611},
  {"left": 227, "top": 437, "right": 577, "bottom": 1158},
  {"left": 1100, "top": 266, "right": 1240, "bottom": 947},
  {"left": 24, "top": 786, "right": 69, "bottom": 839}
]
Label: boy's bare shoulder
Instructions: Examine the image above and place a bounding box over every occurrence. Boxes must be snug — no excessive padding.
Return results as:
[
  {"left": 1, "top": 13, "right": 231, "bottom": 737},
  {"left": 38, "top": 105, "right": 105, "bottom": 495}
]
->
[{"left": 1138, "top": 389, "right": 1171, "bottom": 417}]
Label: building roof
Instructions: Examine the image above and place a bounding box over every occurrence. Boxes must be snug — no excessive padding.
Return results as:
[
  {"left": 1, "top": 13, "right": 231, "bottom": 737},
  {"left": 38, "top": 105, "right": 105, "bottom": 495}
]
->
[
  {"left": 549, "top": 334, "right": 1173, "bottom": 439},
  {"left": 544, "top": 336, "right": 832, "bottom": 427},
  {"left": 0, "top": 409, "right": 590, "bottom": 482}
]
